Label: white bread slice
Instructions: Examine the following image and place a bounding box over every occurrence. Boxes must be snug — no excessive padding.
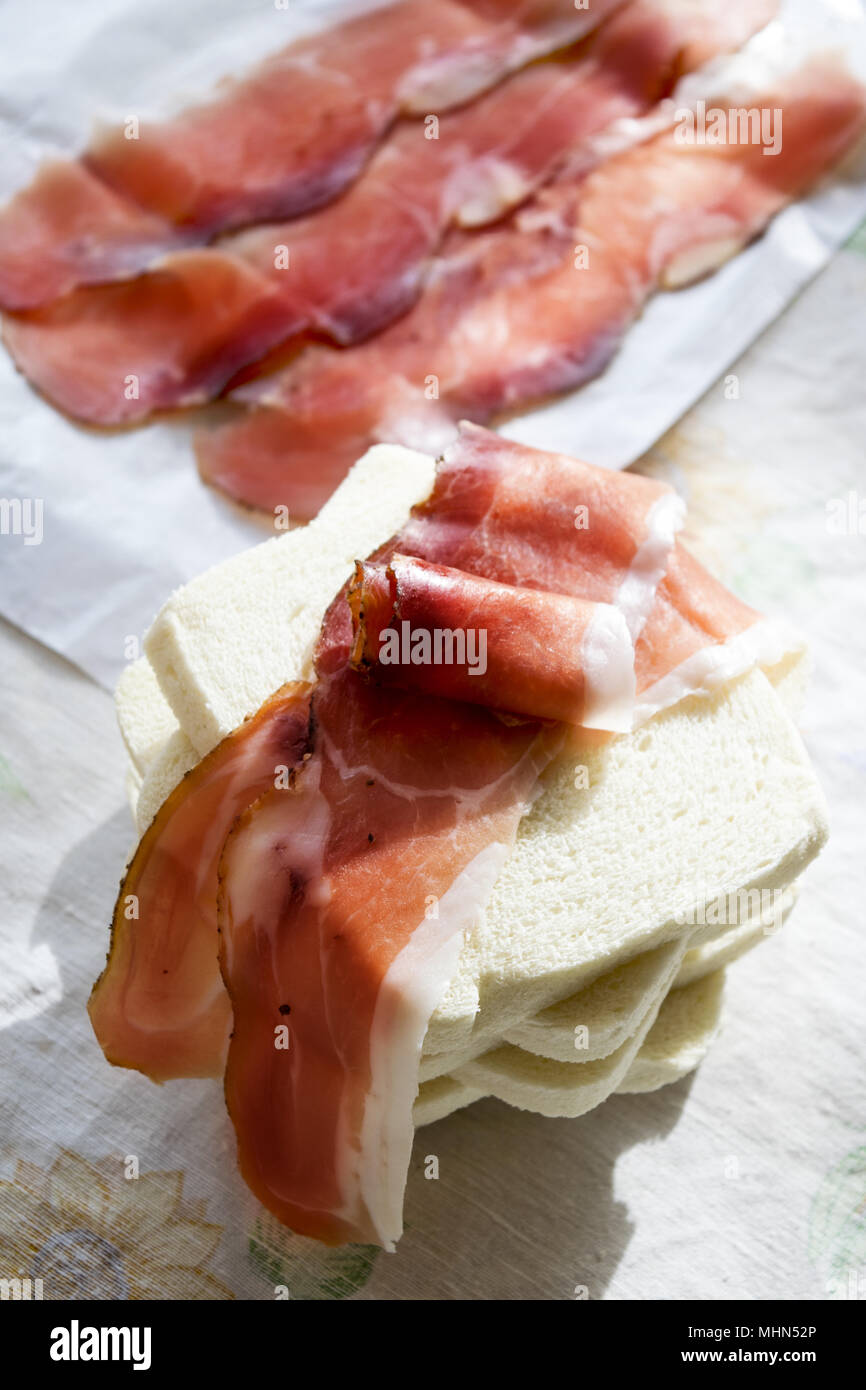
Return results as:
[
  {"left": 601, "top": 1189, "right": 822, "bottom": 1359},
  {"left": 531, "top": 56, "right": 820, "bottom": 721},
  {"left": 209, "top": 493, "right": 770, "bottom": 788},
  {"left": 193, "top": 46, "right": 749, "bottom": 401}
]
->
[
  {"left": 438, "top": 881, "right": 788, "bottom": 1118},
  {"left": 116, "top": 445, "right": 826, "bottom": 1098},
  {"left": 444, "top": 880, "right": 795, "bottom": 1070},
  {"left": 428, "top": 668, "right": 823, "bottom": 1056},
  {"left": 674, "top": 883, "right": 796, "bottom": 988},
  {"left": 417, "top": 872, "right": 793, "bottom": 1085},
  {"left": 431, "top": 937, "right": 684, "bottom": 1073},
  {"left": 451, "top": 931, "right": 688, "bottom": 1117},
  {"left": 413, "top": 966, "right": 728, "bottom": 1126},
  {"left": 616, "top": 969, "right": 726, "bottom": 1094},
  {"left": 414, "top": 1075, "right": 486, "bottom": 1128},
  {"left": 115, "top": 659, "right": 179, "bottom": 775},
  {"left": 145, "top": 444, "right": 436, "bottom": 757}
]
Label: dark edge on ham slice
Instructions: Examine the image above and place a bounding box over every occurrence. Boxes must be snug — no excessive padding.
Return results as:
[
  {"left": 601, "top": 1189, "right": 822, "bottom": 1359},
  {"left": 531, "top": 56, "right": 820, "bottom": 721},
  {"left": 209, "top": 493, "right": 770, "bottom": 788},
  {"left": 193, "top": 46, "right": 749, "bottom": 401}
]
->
[{"left": 88, "top": 682, "right": 312, "bottom": 1081}]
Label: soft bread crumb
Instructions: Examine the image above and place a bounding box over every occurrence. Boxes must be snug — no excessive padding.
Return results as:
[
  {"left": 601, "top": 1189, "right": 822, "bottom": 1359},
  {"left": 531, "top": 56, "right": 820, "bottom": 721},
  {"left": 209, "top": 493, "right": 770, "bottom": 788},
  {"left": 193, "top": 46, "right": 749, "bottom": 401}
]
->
[{"left": 616, "top": 970, "right": 726, "bottom": 1094}]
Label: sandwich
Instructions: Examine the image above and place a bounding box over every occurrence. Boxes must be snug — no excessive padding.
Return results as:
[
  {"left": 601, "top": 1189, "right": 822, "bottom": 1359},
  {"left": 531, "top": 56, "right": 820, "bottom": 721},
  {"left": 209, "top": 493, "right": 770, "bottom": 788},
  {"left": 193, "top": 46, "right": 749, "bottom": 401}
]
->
[{"left": 92, "top": 427, "right": 827, "bottom": 1249}]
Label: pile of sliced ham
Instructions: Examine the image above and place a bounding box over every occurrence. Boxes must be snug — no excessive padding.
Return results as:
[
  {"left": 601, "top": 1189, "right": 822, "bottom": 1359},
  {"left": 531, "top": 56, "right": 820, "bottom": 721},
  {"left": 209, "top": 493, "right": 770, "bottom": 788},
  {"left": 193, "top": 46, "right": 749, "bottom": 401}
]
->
[
  {"left": 89, "top": 426, "right": 799, "bottom": 1247},
  {"left": 196, "top": 56, "right": 866, "bottom": 517},
  {"left": 0, "top": 0, "right": 628, "bottom": 308},
  {"left": 2, "top": 0, "right": 864, "bottom": 514},
  {"left": 0, "top": 0, "right": 770, "bottom": 423}
]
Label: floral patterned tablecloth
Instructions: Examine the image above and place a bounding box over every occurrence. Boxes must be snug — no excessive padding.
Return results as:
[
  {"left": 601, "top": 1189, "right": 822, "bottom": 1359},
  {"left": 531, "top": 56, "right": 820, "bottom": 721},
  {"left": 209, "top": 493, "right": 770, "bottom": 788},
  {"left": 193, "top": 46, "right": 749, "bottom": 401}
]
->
[{"left": 1, "top": 234, "right": 864, "bottom": 1302}]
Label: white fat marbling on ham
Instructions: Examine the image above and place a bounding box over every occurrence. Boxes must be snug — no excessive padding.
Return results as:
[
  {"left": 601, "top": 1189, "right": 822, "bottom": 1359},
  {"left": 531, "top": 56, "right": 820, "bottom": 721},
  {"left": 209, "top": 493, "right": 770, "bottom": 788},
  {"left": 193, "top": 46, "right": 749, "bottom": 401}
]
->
[
  {"left": 615, "top": 489, "right": 687, "bottom": 641},
  {"left": 579, "top": 603, "right": 636, "bottom": 733},
  {"left": 356, "top": 841, "right": 509, "bottom": 1248},
  {"left": 633, "top": 617, "right": 805, "bottom": 725}
]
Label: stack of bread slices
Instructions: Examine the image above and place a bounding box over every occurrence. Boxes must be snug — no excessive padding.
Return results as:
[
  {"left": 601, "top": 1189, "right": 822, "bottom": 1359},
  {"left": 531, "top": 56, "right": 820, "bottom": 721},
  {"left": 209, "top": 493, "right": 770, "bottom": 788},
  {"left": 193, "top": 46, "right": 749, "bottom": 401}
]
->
[{"left": 116, "top": 445, "right": 828, "bottom": 1127}]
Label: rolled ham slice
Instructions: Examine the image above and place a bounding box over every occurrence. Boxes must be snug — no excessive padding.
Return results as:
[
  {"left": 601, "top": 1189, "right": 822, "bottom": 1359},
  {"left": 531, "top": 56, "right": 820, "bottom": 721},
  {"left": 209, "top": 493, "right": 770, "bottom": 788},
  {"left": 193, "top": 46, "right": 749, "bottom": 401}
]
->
[
  {"left": 398, "top": 421, "right": 686, "bottom": 642},
  {"left": 348, "top": 553, "right": 636, "bottom": 730},
  {"left": 403, "top": 427, "right": 799, "bottom": 719}
]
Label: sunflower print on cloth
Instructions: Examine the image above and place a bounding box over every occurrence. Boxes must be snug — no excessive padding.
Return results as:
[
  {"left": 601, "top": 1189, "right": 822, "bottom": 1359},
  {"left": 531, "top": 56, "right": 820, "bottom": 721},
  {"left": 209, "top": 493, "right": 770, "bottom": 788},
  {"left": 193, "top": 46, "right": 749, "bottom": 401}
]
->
[{"left": 0, "top": 1150, "right": 232, "bottom": 1300}]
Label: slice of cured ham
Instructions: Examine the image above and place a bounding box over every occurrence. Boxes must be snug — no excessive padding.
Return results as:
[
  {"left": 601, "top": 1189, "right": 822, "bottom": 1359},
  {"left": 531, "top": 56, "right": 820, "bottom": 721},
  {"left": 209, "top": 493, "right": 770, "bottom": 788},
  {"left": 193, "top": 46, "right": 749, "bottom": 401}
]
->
[
  {"left": 197, "top": 57, "right": 866, "bottom": 517},
  {"left": 2, "top": 252, "right": 294, "bottom": 428},
  {"left": 218, "top": 669, "right": 558, "bottom": 1245},
  {"left": 89, "top": 425, "right": 800, "bottom": 1245},
  {"left": 0, "top": 163, "right": 188, "bottom": 317},
  {"left": 356, "top": 425, "right": 794, "bottom": 720},
  {"left": 395, "top": 421, "right": 685, "bottom": 643},
  {"left": 348, "top": 554, "right": 637, "bottom": 729},
  {"left": 88, "top": 682, "right": 312, "bottom": 1081},
  {"left": 1, "top": 0, "right": 776, "bottom": 425},
  {"left": 398, "top": 426, "right": 799, "bottom": 717},
  {"left": 0, "top": 0, "right": 625, "bottom": 311}
]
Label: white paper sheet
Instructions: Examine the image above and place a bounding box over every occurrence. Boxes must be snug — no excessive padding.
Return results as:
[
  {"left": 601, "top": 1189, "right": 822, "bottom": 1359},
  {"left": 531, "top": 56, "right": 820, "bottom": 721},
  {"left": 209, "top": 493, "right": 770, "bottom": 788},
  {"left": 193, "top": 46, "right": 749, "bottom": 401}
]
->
[{"left": 0, "top": 0, "right": 864, "bottom": 689}]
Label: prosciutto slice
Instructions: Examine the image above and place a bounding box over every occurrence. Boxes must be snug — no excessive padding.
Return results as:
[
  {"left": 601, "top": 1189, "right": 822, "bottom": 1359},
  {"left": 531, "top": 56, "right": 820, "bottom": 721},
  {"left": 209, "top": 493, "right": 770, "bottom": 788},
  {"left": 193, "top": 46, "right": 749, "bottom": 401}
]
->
[
  {"left": 88, "top": 683, "right": 311, "bottom": 1081},
  {"left": 1, "top": 0, "right": 776, "bottom": 424},
  {"left": 348, "top": 554, "right": 636, "bottom": 728},
  {"left": 396, "top": 422, "right": 685, "bottom": 640},
  {"left": 396, "top": 426, "right": 798, "bottom": 718},
  {"left": 366, "top": 425, "right": 793, "bottom": 718},
  {"left": 0, "top": 0, "right": 625, "bottom": 311},
  {"left": 219, "top": 669, "right": 558, "bottom": 1246},
  {"left": 198, "top": 58, "right": 866, "bottom": 517}
]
